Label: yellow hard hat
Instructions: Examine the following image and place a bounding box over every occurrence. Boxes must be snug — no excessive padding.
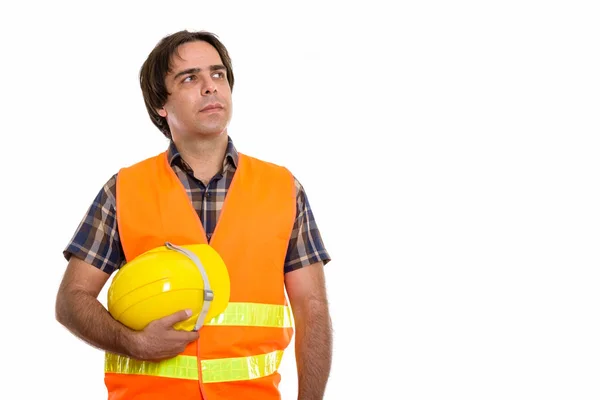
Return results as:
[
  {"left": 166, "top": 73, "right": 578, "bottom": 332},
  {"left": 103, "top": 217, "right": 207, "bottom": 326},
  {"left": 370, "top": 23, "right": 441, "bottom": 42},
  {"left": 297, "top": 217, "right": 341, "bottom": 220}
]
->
[{"left": 107, "top": 242, "right": 230, "bottom": 332}]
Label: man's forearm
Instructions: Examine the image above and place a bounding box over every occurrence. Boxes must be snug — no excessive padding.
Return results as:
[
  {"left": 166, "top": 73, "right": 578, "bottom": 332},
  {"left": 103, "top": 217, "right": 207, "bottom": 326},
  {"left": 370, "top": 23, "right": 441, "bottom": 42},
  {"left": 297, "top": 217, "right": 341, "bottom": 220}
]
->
[
  {"left": 295, "top": 299, "right": 333, "bottom": 400},
  {"left": 56, "top": 289, "right": 139, "bottom": 358}
]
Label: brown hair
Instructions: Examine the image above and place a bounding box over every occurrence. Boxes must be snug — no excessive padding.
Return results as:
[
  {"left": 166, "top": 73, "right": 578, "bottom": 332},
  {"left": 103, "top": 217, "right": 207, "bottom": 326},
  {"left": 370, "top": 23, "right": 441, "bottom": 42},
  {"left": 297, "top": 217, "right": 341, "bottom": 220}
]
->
[{"left": 139, "top": 30, "right": 235, "bottom": 139}]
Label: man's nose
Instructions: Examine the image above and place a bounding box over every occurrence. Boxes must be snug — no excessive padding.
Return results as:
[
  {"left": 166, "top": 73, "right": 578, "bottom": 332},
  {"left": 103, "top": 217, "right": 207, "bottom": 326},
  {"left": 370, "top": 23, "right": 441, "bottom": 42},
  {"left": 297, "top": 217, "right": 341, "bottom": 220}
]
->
[{"left": 201, "top": 76, "right": 217, "bottom": 95}]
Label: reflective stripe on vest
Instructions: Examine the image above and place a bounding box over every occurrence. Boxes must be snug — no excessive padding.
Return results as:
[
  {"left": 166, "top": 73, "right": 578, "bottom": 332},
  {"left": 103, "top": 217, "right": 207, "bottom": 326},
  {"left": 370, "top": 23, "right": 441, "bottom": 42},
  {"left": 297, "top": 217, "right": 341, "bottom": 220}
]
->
[
  {"left": 206, "top": 302, "right": 293, "bottom": 328},
  {"left": 105, "top": 350, "right": 284, "bottom": 383},
  {"left": 105, "top": 302, "right": 292, "bottom": 381}
]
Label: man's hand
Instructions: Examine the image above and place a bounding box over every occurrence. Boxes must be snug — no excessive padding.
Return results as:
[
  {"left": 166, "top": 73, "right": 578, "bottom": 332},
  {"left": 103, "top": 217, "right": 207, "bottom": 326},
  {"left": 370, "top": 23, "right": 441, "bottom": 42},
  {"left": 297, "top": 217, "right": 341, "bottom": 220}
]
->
[{"left": 132, "top": 310, "right": 200, "bottom": 361}]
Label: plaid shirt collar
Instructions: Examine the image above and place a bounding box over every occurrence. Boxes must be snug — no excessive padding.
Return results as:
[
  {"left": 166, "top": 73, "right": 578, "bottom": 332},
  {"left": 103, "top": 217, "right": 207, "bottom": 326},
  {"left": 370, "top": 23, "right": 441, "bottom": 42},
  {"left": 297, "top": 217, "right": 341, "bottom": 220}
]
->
[{"left": 167, "top": 136, "right": 239, "bottom": 175}]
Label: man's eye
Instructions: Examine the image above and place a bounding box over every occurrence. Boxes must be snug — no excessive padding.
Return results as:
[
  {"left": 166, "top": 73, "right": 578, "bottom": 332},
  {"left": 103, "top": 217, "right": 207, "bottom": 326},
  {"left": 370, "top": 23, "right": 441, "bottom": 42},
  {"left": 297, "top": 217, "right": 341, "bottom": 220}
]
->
[
  {"left": 212, "top": 72, "right": 224, "bottom": 79},
  {"left": 183, "top": 75, "right": 196, "bottom": 83}
]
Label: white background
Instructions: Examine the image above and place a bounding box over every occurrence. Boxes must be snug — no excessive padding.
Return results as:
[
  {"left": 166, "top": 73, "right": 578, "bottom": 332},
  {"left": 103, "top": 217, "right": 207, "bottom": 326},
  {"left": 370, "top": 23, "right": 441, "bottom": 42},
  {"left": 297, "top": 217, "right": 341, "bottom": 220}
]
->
[{"left": 1, "top": 1, "right": 599, "bottom": 399}]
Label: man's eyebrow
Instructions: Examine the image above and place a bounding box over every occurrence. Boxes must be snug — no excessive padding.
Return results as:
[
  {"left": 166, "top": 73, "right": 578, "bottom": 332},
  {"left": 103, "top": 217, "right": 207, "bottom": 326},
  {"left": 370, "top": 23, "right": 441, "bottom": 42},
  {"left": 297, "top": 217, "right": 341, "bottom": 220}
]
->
[{"left": 173, "top": 65, "right": 227, "bottom": 80}]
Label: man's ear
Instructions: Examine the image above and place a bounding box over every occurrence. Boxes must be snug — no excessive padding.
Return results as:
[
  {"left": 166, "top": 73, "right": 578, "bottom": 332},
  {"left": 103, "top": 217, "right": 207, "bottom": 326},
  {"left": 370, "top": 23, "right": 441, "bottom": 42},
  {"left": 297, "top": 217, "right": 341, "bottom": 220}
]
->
[{"left": 157, "top": 108, "right": 167, "bottom": 117}]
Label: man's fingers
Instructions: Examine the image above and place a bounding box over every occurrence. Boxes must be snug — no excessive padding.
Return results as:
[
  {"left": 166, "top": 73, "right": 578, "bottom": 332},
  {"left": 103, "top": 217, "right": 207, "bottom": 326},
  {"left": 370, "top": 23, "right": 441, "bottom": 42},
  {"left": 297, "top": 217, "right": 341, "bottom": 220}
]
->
[
  {"left": 158, "top": 309, "right": 193, "bottom": 327},
  {"left": 184, "top": 330, "right": 200, "bottom": 342}
]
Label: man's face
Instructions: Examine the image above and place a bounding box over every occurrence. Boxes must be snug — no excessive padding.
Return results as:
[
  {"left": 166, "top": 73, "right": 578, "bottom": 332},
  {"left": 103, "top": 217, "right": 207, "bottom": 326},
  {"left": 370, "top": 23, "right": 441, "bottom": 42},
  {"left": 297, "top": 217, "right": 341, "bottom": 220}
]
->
[{"left": 158, "top": 40, "right": 232, "bottom": 139}]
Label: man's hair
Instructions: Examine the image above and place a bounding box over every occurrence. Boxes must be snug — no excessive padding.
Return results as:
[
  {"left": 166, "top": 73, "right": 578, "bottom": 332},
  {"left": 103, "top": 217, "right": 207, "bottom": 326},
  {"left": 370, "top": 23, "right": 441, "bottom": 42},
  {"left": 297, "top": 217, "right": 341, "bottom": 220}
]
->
[{"left": 139, "top": 30, "right": 235, "bottom": 139}]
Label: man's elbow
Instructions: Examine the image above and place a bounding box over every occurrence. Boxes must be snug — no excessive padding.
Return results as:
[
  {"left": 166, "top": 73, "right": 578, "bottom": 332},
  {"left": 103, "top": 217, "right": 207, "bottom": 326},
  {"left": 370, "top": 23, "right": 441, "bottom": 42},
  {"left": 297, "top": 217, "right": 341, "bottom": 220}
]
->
[
  {"left": 55, "top": 290, "right": 68, "bottom": 326},
  {"left": 55, "top": 287, "right": 78, "bottom": 327},
  {"left": 295, "top": 298, "right": 331, "bottom": 328}
]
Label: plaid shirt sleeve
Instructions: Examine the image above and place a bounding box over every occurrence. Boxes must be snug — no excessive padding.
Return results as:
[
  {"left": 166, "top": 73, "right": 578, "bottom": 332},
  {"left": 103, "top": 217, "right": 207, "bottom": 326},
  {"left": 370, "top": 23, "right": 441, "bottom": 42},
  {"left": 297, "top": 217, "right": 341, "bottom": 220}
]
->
[
  {"left": 284, "top": 177, "right": 332, "bottom": 273},
  {"left": 63, "top": 174, "right": 125, "bottom": 275}
]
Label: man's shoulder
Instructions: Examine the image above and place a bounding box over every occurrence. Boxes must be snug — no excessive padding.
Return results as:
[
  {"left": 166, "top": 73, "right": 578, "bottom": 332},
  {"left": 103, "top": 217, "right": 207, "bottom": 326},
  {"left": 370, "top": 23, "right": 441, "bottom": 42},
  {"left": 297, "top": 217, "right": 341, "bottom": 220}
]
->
[
  {"left": 239, "top": 152, "right": 290, "bottom": 172},
  {"left": 118, "top": 151, "right": 167, "bottom": 172},
  {"left": 238, "top": 152, "right": 304, "bottom": 190},
  {"left": 111, "top": 151, "right": 169, "bottom": 186},
  {"left": 99, "top": 151, "right": 167, "bottom": 200}
]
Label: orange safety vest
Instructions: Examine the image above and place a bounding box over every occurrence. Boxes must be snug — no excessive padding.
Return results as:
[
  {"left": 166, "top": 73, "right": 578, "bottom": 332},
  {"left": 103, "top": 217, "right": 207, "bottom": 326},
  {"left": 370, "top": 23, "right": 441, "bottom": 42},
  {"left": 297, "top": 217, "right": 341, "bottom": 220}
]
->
[{"left": 105, "top": 150, "right": 296, "bottom": 399}]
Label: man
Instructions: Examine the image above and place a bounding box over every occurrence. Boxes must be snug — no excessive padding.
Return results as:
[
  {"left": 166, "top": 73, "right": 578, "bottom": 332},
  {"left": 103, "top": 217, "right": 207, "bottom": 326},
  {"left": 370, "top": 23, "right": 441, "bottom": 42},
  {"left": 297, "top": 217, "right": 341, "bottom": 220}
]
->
[{"left": 55, "top": 30, "right": 333, "bottom": 400}]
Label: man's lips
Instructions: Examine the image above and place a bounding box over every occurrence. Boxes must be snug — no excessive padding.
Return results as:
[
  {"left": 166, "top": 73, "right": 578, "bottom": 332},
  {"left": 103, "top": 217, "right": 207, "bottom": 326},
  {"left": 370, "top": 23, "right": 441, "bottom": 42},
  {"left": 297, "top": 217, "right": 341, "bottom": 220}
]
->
[{"left": 200, "top": 103, "right": 223, "bottom": 112}]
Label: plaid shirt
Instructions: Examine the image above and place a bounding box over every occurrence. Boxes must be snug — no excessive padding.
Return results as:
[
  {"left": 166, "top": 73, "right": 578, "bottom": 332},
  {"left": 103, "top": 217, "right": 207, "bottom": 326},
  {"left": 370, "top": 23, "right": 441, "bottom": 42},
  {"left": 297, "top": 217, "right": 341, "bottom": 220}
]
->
[{"left": 63, "top": 137, "right": 330, "bottom": 274}]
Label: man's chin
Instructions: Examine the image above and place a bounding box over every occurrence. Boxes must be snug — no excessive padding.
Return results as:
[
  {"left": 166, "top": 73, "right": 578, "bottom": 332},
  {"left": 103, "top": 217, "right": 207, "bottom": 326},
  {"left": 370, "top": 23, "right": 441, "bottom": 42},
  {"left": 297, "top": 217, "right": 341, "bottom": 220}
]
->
[{"left": 192, "top": 125, "right": 228, "bottom": 138}]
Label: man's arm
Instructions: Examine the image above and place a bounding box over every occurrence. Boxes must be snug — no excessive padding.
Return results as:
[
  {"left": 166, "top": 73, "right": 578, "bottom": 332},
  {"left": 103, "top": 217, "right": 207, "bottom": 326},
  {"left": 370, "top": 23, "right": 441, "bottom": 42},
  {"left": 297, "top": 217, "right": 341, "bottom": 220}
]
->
[
  {"left": 285, "top": 261, "right": 333, "bottom": 400},
  {"left": 57, "top": 175, "right": 199, "bottom": 361},
  {"left": 55, "top": 256, "right": 139, "bottom": 356},
  {"left": 55, "top": 256, "right": 198, "bottom": 361}
]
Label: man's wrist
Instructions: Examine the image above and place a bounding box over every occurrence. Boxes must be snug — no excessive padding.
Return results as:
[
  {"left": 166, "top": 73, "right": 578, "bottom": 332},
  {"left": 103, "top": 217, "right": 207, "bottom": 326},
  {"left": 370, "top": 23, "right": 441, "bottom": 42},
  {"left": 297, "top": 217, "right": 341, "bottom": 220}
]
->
[{"left": 117, "top": 325, "right": 143, "bottom": 359}]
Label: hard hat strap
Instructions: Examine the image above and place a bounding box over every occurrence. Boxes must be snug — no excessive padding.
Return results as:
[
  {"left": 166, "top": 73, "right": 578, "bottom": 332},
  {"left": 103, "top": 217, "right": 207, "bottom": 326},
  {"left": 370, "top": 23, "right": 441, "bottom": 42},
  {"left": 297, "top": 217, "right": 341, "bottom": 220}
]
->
[{"left": 165, "top": 242, "right": 214, "bottom": 332}]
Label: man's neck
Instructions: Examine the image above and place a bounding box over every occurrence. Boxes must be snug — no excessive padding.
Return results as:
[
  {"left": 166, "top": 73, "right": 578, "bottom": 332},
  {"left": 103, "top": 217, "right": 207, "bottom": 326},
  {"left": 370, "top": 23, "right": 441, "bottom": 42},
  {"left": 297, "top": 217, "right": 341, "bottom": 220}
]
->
[{"left": 174, "top": 133, "right": 229, "bottom": 185}]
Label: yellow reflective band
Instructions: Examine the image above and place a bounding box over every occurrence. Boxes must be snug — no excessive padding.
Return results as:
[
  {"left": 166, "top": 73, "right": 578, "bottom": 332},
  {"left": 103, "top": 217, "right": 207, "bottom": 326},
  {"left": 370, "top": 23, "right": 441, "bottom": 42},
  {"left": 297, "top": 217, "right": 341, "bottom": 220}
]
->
[
  {"left": 202, "top": 350, "right": 284, "bottom": 383},
  {"left": 205, "top": 302, "right": 293, "bottom": 328},
  {"left": 105, "top": 350, "right": 284, "bottom": 383},
  {"left": 105, "top": 353, "right": 198, "bottom": 380}
]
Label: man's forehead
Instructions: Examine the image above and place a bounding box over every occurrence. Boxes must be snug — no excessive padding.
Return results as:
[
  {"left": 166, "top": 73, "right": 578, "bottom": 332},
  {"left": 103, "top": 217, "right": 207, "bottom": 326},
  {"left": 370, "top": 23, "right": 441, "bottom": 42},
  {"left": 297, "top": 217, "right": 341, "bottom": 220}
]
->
[
  {"left": 172, "top": 41, "right": 221, "bottom": 65},
  {"left": 166, "top": 41, "right": 224, "bottom": 80}
]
